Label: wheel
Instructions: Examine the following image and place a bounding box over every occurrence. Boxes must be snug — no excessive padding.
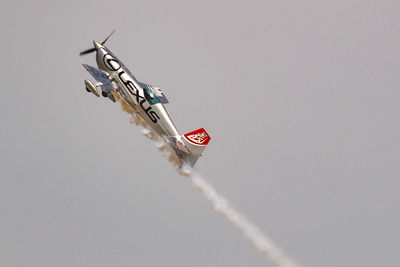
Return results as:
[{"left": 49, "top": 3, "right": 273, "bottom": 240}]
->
[
  {"left": 86, "top": 87, "right": 90, "bottom": 92},
  {"left": 102, "top": 91, "right": 108, "bottom": 97}
]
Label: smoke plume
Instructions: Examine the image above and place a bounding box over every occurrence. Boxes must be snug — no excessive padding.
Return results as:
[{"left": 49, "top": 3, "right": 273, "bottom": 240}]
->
[{"left": 114, "top": 94, "right": 298, "bottom": 267}]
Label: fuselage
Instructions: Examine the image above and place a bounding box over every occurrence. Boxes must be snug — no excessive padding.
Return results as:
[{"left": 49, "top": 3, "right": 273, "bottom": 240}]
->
[{"left": 93, "top": 41, "right": 180, "bottom": 139}]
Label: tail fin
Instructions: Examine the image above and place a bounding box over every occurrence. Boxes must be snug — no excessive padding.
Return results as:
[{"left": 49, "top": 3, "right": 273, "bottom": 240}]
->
[{"left": 181, "top": 128, "right": 211, "bottom": 167}]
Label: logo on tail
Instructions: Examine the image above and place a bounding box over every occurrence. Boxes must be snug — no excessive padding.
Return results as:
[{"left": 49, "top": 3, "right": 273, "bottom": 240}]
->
[{"left": 184, "top": 128, "right": 211, "bottom": 146}]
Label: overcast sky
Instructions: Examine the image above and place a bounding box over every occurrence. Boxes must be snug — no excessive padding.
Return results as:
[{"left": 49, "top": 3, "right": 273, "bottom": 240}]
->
[{"left": 1, "top": 1, "right": 399, "bottom": 266}]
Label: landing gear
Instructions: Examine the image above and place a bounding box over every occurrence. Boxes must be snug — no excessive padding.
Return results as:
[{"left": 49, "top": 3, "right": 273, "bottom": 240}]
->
[
  {"left": 84, "top": 80, "right": 100, "bottom": 97},
  {"left": 102, "top": 91, "right": 108, "bottom": 97}
]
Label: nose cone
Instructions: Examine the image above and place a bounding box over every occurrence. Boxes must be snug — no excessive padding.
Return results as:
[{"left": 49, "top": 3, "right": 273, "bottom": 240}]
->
[{"left": 93, "top": 40, "right": 103, "bottom": 50}]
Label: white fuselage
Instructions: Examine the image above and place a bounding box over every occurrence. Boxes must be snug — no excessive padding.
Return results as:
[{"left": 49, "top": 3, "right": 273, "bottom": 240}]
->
[{"left": 94, "top": 42, "right": 180, "bottom": 140}]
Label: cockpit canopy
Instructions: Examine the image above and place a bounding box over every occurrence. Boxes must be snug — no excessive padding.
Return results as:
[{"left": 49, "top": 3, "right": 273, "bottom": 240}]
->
[
  {"left": 143, "top": 87, "right": 161, "bottom": 105},
  {"left": 140, "top": 82, "right": 169, "bottom": 105}
]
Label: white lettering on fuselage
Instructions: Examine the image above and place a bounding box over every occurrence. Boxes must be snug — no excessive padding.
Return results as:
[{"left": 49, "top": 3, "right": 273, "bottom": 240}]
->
[{"left": 103, "top": 53, "right": 160, "bottom": 123}]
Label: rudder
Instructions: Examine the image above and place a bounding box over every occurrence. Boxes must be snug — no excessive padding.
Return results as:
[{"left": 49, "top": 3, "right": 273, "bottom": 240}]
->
[{"left": 181, "top": 128, "right": 211, "bottom": 167}]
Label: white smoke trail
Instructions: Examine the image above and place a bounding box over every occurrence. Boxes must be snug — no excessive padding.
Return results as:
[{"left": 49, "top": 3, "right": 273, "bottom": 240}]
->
[
  {"left": 187, "top": 172, "right": 297, "bottom": 267},
  {"left": 114, "top": 94, "right": 298, "bottom": 267}
]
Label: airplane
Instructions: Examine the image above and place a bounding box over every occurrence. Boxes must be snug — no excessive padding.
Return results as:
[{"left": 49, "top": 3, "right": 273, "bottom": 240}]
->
[{"left": 79, "top": 32, "right": 211, "bottom": 167}]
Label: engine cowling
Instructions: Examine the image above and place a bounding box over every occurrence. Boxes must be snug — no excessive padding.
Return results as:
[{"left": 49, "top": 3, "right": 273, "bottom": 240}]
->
[{"left": 84, "top": 80, "right": 100, "bottom": 97}]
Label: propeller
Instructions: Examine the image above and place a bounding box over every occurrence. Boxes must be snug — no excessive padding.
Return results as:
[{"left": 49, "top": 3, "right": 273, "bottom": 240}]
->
[
  {"left": 101, "top": 30, "right": 115, "bottom": 45},
  {"left": 79, "top": 30, "right": 116, "bottom": 56},
  {"left": 79, "top": 47, "right": 96, "bottom": 56}
]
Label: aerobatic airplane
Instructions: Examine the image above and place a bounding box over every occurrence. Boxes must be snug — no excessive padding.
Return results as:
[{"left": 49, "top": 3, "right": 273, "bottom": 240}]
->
[{"left": 79, "top": 32, "right": 211, "bottom": 167}]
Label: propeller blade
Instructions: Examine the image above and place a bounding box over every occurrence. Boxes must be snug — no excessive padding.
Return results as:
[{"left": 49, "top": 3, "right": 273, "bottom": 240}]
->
[
  {"left": 101, "top": 30, "right": 116, "bottom": 45},
  {"left": 79, "top": 30, "right": 116, "bottom": 56},
  {"left": 79, "top": 47, "right": 97, "bottom": 56}
]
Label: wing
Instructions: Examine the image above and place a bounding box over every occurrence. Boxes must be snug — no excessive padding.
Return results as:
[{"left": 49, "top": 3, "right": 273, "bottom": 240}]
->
[
  {"left": 83, "top": 64, "right": 116, "bottom": 93},
  {"left": 139, "top": 82, "right": 169, "bottom": 104}
]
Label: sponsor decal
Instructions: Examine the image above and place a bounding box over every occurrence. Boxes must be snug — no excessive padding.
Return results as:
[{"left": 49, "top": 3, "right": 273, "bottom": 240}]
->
[
  {"left": 103, "top": 53, "right": 160, "bottom": 123},
  {"left": 184, "top": 128, "right": 211, "bottom": 145}
]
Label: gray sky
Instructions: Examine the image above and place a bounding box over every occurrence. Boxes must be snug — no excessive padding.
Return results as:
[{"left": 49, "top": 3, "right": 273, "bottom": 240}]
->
[{"left": 1, "top": 0, "right": 399, "bottom": 266}]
